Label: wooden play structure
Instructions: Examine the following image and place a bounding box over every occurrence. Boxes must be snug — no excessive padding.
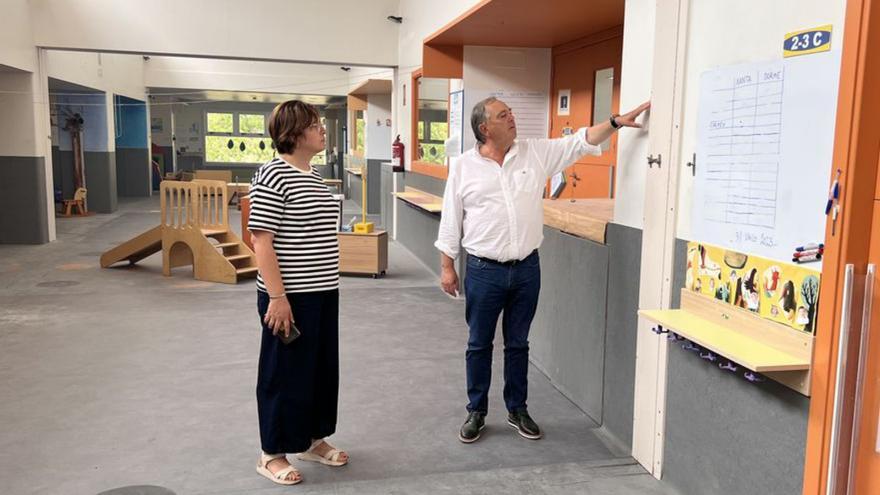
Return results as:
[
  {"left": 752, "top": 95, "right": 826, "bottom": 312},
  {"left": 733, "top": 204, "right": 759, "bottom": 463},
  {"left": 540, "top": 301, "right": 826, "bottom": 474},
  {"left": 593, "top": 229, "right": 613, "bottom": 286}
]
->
[{"left": 100, "top": 180, "right": 258, "bottom": 284}]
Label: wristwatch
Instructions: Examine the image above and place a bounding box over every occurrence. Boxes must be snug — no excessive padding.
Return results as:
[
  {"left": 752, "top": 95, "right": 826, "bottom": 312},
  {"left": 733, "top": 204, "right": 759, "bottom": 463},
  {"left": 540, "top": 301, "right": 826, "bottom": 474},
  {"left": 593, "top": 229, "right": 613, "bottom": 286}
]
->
[{"left": 609, "top": 114, "right": 622, "bottom": 129}]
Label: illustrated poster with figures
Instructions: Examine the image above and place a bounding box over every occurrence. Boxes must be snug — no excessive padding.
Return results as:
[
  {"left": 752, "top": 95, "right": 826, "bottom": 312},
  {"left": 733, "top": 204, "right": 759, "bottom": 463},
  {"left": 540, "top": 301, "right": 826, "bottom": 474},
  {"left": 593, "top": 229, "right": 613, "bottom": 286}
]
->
[{"left": 686, "top": 242, "right": 820, "bottom": 334}]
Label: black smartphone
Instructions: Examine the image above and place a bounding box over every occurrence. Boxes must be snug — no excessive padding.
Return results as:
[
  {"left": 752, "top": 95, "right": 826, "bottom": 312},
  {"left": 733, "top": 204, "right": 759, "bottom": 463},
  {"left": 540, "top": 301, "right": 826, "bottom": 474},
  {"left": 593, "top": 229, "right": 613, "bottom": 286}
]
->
[{"left": 278, "top": 322, "right": 301, "bottom": 345}]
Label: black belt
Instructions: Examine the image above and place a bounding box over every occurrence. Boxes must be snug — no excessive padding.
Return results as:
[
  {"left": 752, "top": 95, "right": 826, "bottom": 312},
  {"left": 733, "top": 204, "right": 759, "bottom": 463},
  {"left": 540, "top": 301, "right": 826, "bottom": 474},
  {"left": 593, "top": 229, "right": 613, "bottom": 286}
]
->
[{"left": 470, "top": 250, "right": 537, "bottom": 267}]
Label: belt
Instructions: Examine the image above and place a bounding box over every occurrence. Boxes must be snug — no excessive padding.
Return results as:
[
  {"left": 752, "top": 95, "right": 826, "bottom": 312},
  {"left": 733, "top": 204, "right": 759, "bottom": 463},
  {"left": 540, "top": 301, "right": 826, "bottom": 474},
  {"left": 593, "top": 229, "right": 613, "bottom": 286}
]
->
[{"left": 470, "top": 250, "right": 537, "bottom": 267}]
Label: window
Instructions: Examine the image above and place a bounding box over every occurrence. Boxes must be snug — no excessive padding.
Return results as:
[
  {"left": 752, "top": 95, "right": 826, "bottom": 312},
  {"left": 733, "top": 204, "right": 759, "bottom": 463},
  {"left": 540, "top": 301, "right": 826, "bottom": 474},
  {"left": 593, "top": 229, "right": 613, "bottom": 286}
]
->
[
  {"left": 355, "top": 110, "right": 365, "bottom": 153},
  {"left": 413, "top": 75, "right": 450, "bottom": 166},
  {"left": 204, "top": 110, "right": 274, "bottom": 164},
  {"left": 207, "top": 112, "right": 233, "bottom": 134},
  {"left": 239, "top": 113, "right": 265, "bottom": 135},
  {"left": 591, "top": 67, "right": 615, "bottom": 152}
]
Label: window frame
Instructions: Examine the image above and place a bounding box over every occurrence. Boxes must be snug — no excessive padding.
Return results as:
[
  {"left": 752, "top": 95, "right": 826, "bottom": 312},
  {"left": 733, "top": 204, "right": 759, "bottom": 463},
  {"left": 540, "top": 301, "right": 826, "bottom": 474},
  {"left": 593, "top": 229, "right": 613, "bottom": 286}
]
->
[
  {"left": 203, "top": 110, "right": 274, "bottom": 167},
  {"left": 410, "top": 69, "right": 450, "bottom": 179}
]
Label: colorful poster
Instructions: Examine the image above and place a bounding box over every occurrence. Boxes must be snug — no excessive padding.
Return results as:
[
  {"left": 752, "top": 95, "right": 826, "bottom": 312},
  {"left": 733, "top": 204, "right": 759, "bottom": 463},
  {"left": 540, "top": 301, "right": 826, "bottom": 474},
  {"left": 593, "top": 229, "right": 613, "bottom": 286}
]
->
[
  {"left": 761, "top": 263, "right": 820, "bottom": 333},
  {"left": 686, "top": 242, "right": 820, "bottom": 334}
]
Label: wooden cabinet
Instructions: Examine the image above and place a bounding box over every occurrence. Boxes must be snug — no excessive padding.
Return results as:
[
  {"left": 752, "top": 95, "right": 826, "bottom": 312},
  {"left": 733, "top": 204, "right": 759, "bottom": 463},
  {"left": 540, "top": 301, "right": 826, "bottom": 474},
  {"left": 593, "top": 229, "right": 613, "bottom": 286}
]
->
[{"left": 338, "top": 230, "right": 388, "bottom": 277}]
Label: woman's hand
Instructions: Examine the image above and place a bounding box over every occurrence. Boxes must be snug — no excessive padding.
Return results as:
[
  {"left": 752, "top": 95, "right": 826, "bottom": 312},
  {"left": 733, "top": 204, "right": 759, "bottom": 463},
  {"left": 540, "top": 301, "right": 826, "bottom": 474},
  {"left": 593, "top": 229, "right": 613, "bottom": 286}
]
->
[{"left": 264, "top": 297, "right": 294, "bottom": 337}]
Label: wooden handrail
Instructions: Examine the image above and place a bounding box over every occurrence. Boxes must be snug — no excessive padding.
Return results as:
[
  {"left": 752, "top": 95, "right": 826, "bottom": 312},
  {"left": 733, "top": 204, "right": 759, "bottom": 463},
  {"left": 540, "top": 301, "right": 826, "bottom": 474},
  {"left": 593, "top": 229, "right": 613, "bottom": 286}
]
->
[{"left": 160, "top": 180, "right": 228, "bottom": 232}]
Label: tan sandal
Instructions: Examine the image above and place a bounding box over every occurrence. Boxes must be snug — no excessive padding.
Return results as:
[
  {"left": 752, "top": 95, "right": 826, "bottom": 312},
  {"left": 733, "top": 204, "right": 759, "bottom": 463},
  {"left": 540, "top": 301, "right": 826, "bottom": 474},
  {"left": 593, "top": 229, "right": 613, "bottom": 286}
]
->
[
  {"left": 256, "top": 452, "right": 302, "bottom": 485},
  {"left": 295, "top": 439, "right": 349, "bottom": 467}
]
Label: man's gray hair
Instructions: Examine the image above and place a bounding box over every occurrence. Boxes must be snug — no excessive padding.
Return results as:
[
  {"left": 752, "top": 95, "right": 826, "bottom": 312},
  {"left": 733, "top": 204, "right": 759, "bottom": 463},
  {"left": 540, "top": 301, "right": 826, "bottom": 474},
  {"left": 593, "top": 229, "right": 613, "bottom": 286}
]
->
[{"left": 470, "top": 97, "right": 498, "bottom": 144}]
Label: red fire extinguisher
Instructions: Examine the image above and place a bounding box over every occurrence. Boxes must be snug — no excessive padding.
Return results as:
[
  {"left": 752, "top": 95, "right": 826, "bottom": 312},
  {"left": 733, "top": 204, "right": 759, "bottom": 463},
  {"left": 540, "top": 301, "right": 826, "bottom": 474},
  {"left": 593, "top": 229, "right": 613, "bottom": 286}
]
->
[{"left": 391, "top": 135, "right": 405, "bottom": 172}]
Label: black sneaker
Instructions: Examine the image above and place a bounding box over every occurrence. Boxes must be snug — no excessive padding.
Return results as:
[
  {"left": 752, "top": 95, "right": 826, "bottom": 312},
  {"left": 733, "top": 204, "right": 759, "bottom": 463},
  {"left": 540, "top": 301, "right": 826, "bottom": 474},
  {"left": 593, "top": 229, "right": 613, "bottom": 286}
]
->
[
  {"left": 458, "top": 411, "right": 486, "bottom": 443},
  {"left": 507, "top": 410, "right": 542, "bottom": 440}
]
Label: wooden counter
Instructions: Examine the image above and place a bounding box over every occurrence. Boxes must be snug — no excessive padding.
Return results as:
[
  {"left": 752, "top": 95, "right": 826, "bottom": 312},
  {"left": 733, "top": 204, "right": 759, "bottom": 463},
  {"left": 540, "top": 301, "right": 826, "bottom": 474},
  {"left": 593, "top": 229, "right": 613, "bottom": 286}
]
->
[
  {"left": 393, "top": 187, "right": 443, "bottom": 213},
  {"left": 542, "top": 198, "right": 613, "bottom": 244}
]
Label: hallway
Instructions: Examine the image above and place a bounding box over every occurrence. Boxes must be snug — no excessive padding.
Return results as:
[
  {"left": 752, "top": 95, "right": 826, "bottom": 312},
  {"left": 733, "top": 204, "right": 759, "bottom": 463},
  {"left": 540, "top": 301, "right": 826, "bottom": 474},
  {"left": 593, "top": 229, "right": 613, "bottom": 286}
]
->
[{"left": 0, "top": 197, "right": 674, "bottom": 494}]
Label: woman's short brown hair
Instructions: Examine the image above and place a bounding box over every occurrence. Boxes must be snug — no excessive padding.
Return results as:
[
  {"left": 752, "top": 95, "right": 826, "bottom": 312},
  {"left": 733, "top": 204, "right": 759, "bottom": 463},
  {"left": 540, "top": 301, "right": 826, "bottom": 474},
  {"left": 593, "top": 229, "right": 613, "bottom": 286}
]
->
[{"left": 268, "top": 100, "right": 321, "bottom": 155}]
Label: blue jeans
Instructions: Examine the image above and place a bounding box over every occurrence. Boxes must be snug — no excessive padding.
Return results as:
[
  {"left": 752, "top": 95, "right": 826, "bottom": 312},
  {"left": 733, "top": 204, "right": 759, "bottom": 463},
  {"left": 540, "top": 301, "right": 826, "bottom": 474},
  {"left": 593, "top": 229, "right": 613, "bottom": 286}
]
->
[{"left": 464, "top": 250, "right": 540, "bottom": 414}]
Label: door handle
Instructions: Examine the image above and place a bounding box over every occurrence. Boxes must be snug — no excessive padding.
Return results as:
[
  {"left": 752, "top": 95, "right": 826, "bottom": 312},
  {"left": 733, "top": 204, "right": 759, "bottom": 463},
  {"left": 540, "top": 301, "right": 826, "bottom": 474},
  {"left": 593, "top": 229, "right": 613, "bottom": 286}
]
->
[
  {"left": 647, "top": 154, "right": 661, "bottom": 168},
  {"left": 847, "top": 264, "right": 875, "bottom": 490},
  {"left": 827, "top": 264, "right": 855, "bottom": 495}
]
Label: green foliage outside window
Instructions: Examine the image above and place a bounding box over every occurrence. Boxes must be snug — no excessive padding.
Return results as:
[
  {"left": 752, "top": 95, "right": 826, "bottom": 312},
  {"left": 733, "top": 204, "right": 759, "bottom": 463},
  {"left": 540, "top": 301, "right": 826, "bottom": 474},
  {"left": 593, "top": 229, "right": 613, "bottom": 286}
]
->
[
  {"left": 418, "top": 121, "right": 424, "bottom": 140},
  {"left": 419, "top": 143, "right": 446, "bottom": 165},
  {"left": 239, "top": 114, "right": 265, "bottom": 135},
  {"left": 355, "top": 119, "right": 365, "bottom": 152},
  {"left": 205, "top": 136, "right": 274, "bottom": 163},
  {"left": 430, "top": 122, "right": 448, "bottom": 141},
  {"left": 207, "top": 113, "right": 233, "bottom": 133}
]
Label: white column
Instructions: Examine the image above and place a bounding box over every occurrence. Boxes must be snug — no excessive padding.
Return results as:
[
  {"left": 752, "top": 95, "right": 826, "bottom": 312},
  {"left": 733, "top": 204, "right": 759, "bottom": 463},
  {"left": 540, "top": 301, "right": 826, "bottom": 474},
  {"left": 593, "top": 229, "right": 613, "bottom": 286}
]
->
[
  {"left": 34, "top": 48, "right": 56, "bottom": 241},
  {"left": 631, "top": 0, "right": 691, "bottom": 478}
]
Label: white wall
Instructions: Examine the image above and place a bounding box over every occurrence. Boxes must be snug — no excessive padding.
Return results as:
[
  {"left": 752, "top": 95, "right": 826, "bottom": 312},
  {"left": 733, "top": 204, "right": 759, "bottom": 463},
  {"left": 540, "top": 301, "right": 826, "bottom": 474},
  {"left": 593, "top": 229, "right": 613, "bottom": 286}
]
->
[
  {"left": 0, "top": 0, "right": 35, "bottom": 72},
  {"left": 30, "top": 0, "right": 401, "bottom": 67},
  {"left": 613, "top": 0, "right": 657, "bottom": 229},
  {"left": 0, "top": 71, "right": 41, "bottom": 156},
  {"left": 673, "top": 0, "right": 847, "bottom": 238},
  {"left": 396, "top": 0, "right": 484, "bottom": 168},
  {"left": 366, "top": 93, "right": 392, "bottom": 160},
  {"left": 46, "top": 51, "right": 146, "bottom": 100},
  {"left": 461, "top": 46, "right": 552, "bottom": 151},
  {"left": 147, "top": 57, "right": 360, "bottom": 96}
]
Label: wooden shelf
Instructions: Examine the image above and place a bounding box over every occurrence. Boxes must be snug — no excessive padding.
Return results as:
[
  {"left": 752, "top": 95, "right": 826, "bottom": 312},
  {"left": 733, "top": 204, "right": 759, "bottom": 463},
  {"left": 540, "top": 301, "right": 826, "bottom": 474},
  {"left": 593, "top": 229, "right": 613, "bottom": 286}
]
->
[
  {"left": 542, "top": 198, "right": 612, "bottom": 244},
  {"left": 393, "top": 187, "right": 443, "bottom": 213},
  {"left": 345, "top": 167, "right": 363, "bottom": 177},
  {"left": 639, "top": 290, "right": 814, "bottom": 394}
]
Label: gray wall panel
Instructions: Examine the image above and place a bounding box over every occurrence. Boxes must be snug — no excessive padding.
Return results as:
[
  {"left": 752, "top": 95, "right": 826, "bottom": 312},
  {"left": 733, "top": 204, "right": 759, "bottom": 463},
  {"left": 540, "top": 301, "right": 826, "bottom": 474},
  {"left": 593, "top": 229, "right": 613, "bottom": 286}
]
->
[
  {"left": 116, "top": 148, "right": 151, "bottom": 197},
  {"left": 600, "top": 223, "right": 643, "bottom": 451},
  {"left": 51, "top": 147, "right": 75, "bottom": 200},
  {"left": 380, "top": 163, "right": 403, "bottom": 230},
  {"left": 396, "top": 199, "right": 442, "bottom": 275},
  {"left": 0, "top": 156, "right": 49, "bottom": 244},
  {"left": 348, "top": 170, "right": 364, "bottom": 210},
  {"left": 662, "top": 236, "right": 809, "bottom": 495},
  {"left": 365, "top": 159, "right": 383, "bottom": 214},
  {"left": 404, "top": 171, "right": 447, "bottom": 197},
  {"left": 670, "top": 238, "right": 688, "bottom": 309},
  {"left": 83, "top": 151, "right": 117, "bottom": 213},
  {"left": 663, "top": 342, "right": 809, "bottom": 495},
  {"left": 530, "top": 226, "right": 609, "bottom": 422}
]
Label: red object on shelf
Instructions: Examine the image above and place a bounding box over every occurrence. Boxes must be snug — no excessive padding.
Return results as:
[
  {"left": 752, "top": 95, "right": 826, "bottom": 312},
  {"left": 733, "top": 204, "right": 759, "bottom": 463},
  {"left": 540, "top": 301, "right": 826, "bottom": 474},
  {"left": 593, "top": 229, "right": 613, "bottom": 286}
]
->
[{"left": 391, "top": 135, "right": 405, "bottom": 172}]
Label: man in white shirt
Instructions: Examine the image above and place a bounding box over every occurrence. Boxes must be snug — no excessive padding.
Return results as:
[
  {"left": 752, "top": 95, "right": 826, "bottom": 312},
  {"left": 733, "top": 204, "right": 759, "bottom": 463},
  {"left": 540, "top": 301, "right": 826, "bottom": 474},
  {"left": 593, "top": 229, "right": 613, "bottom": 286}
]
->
[{"left": 435, "top": 97, "right": 650, "bottom": 443}]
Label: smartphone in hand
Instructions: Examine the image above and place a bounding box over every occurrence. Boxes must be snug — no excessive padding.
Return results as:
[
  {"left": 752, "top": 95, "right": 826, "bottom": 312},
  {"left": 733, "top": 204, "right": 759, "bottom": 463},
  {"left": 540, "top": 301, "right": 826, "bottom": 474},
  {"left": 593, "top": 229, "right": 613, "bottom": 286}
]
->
[{"left": 278, "top": 321, "right": 301, "bottom": 345}]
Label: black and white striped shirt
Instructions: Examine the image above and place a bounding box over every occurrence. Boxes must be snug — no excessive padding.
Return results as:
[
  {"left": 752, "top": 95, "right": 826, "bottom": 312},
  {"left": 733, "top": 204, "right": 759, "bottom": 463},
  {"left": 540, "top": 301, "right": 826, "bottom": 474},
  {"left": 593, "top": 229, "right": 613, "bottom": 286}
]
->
[{"left": 248, "top": 158, "right": 340, "bottom": 293}]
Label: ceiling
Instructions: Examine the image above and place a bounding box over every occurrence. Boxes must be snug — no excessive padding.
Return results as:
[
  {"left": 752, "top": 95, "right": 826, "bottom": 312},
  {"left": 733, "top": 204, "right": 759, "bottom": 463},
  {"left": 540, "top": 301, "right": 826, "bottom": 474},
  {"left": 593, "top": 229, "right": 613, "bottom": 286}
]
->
[
  {"left": 48, "top": 78, "right": 103, "bottom": 93},
  {"left": 425, "top": 0, "right": 624, "bottom": 48},
  {"left": 147, "top": 88, "right": 346, "bottom": 107}
]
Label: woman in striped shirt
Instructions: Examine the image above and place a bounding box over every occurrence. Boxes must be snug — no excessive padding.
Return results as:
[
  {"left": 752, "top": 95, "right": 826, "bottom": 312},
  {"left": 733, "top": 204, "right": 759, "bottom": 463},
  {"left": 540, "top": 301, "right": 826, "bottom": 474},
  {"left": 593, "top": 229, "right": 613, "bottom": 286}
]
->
[{"left": 249, "top": 100, "right": 348, "bottom": 485}]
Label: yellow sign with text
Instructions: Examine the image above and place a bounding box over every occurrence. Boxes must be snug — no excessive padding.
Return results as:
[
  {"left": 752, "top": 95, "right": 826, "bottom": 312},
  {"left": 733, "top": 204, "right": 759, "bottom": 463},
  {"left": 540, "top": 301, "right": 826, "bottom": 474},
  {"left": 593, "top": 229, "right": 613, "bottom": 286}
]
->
[{"left": 784, "top": 25, "right": 832, "bottom": 58}]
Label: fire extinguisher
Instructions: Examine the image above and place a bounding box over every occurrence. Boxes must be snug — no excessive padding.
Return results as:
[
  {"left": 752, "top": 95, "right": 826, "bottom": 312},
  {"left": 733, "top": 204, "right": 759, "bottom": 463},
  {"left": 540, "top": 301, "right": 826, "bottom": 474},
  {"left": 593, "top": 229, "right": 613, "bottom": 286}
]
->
[{"left": 391, "top": 135, "right": 405, "bottom": 172}]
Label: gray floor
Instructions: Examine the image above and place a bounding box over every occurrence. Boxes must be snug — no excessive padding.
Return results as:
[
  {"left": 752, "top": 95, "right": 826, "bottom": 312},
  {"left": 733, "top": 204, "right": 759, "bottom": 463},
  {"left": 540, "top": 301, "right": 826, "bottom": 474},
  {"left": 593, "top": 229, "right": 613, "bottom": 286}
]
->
[{"left": 0, "top": 197, "right": 677, "bottom": 495}]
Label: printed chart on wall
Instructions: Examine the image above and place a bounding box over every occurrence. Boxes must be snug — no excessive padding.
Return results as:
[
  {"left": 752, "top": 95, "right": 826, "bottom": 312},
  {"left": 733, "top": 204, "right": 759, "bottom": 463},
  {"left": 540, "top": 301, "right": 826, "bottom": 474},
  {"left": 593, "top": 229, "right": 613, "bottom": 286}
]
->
[
  {"left": 691, "top": 50, "right": 842, "bottom": 266},
  {"left": 471, "top": 90, "right": 549, "bottom": 140},
  {"left": 449, "top": 90, "right": 464, "bottom": 154}
]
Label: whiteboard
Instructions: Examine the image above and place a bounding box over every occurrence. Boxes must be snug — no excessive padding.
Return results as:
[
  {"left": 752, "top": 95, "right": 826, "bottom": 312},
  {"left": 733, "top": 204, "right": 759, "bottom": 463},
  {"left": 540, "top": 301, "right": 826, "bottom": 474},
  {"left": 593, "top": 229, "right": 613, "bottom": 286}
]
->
[{"left": 691, "top": 51, "right": 841, "bottom": 264}]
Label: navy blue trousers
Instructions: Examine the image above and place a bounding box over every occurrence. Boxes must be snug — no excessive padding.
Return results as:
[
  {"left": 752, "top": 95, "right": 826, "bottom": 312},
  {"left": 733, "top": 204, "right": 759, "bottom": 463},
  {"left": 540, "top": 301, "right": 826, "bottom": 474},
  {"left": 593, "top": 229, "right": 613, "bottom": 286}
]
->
[
  {"left": 256, "top": 289, "right": 339, "bottom": 454},
  {"left": 464, "top": 250, "right": 540, "bottom": 414}
]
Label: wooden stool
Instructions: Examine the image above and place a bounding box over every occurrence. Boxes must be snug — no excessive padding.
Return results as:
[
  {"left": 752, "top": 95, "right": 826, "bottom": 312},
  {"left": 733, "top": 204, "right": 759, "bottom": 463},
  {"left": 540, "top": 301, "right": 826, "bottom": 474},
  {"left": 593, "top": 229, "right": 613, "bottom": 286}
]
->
[{"left": 61, "top": 187, "right": 88, "bottom": 216}]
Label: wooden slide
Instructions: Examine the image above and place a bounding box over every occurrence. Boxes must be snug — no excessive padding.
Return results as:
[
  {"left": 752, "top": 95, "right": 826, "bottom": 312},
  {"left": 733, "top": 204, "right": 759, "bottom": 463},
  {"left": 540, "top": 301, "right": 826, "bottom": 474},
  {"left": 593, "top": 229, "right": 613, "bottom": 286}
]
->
[
  {"left": 100, "top": 180, "right": 258, "bottom": 284},
  {"left": 100, "top": 225, "right": 162, "bottom": 267}
]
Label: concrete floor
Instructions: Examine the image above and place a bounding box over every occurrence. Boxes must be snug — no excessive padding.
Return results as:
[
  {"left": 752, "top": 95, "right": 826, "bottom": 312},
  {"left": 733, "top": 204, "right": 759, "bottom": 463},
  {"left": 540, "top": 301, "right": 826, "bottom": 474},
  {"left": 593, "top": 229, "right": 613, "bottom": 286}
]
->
[{"left": 0, "top": 197, "right": 677, "bottom": 495}]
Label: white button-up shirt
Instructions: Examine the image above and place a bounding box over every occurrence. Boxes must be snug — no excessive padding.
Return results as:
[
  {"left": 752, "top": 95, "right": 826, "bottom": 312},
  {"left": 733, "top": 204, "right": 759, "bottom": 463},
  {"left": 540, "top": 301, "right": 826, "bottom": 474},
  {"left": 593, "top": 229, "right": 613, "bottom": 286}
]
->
[{"left": 435, "top": 127, "right": 601, "bottom": 262}]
